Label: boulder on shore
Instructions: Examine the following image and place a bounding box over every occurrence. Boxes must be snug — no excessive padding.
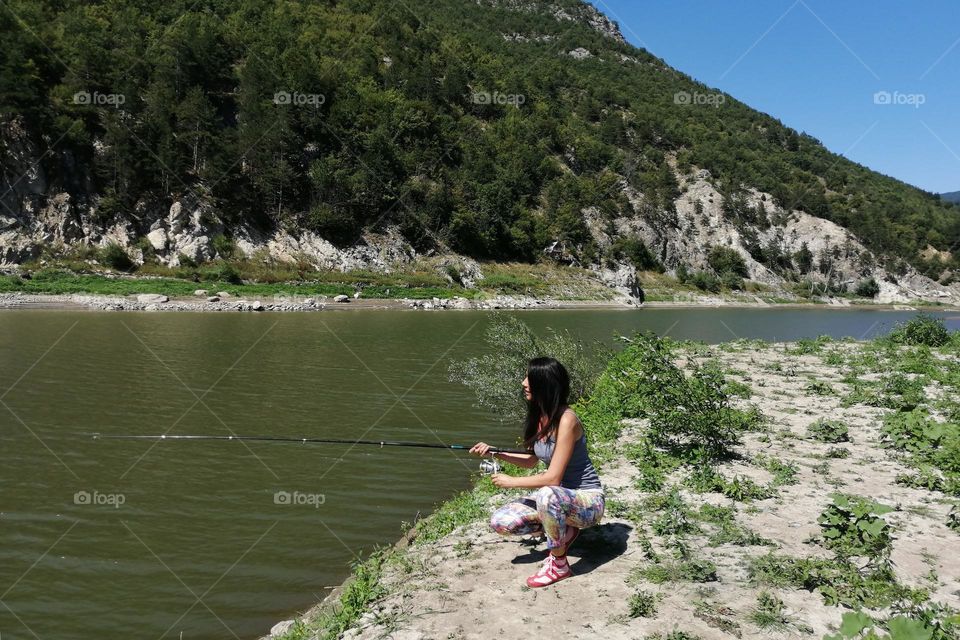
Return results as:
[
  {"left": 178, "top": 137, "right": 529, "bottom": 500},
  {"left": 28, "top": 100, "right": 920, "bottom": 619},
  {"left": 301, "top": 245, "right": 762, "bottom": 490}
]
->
[
  {"left": 333, "top": 294, "right": 350, "bottom": 303},
  {"left": 136, "top": 294, "right": 168, "bottom": 304}
]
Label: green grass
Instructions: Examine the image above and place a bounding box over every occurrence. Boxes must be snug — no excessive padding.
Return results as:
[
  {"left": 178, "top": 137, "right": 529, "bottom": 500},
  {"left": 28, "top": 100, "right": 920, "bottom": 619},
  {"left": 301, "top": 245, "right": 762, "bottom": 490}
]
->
[
  {"left": 748, "top": 591, "right": 790, "bottom": 629},
  {"left": 276, "top": 548, "right": 388, "bottom": 640},
  {"left": 412, "top": 477, "right": 502, "bottom": 544},
  {"left": 0, "top": 269, "right": 461, "bottom": 300}
]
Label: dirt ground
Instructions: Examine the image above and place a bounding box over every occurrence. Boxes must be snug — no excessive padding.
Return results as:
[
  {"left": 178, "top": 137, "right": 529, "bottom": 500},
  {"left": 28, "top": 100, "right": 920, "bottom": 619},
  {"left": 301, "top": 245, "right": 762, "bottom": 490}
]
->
[{"left": 295, "top": 341, "right": 960, "bottom": 640}]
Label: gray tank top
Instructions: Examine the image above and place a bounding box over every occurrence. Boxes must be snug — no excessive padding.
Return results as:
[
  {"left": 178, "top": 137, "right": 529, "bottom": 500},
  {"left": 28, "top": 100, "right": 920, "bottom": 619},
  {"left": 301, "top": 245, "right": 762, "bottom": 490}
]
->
[{"left": 533, "top": 419, "right": 602, "bottom": 491}]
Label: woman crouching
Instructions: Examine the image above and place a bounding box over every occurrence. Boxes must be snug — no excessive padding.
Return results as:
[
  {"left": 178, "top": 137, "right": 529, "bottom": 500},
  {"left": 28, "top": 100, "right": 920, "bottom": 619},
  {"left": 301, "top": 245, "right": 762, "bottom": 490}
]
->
[{"left": 470, "top": 356, "right": 605, "bottom": 587}]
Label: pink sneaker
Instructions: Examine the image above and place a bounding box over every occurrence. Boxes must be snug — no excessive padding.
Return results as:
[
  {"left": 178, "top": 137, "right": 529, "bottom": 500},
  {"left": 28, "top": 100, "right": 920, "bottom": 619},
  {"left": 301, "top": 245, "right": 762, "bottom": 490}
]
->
[{"left": 526, "top": 554, "right": 572, "bottom": 587}]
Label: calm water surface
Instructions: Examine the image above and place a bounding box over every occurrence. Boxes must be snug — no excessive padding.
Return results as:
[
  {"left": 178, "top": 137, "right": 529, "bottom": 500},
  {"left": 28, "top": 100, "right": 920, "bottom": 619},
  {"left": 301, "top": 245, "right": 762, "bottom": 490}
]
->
[{"left": 1, "top": 307, "right": 957, "bottom": 639}]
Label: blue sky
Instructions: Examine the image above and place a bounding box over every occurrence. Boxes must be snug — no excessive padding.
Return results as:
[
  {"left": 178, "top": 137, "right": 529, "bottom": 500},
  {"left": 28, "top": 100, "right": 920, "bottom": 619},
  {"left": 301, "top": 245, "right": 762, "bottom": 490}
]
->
[{"left": 591, "top": 0, "right": 960, "bottom": 193}]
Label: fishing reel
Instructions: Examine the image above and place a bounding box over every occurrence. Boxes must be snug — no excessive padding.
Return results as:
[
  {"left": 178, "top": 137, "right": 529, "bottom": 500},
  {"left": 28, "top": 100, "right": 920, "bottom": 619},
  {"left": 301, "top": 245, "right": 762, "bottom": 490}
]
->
[{"left": 479, "top": 456, "right": 502, "bottom": 475}]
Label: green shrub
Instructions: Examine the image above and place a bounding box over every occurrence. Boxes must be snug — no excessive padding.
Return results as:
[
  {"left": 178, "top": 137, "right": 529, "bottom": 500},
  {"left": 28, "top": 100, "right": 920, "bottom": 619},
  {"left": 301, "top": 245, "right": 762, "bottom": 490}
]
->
[
  {"left": 638, "top": 558, "right": 718, "bottom": 584},
  {"left": 212, "top": 234, "right": 237, "bottom": 259},
  {"left": 888, "top": 315, "right": 951, "bottom": 347},
  {"left": 689, "top": 270, "right": 722, "bottom": 293},
  {"left": 855, "top": 278, "right": 881, "bottom": 298},
  {"left": 611, "top": 236, "right": 663, "bottom": 272},
  {"left": 881, "top": 408, "right": 960, "bottom": 474},
  {"left": 722, "top": 475, "right": 774, "bottom": 502},
  {"left": 720, "top": 270, "right": 745, "bottom": 290},
  {"left": 609, "top": 332, "right": 759, "bottom": 462},
  {"left": 200, "top": 261, "right": 243, "bottom": 284},
  {"left": 823, "top": 610, "right": 941, "bottom": 640},
  {"left": 628, "top": 590, "right": 659, "bottom": 618},
  {"left": 808, "top": 419, "right": 850, "bottom": 443},
  {"left": 818, "top": 493, "right": 894, "bottom": 562},
  {"left": 651, "top": 488, "right": 696, "bottom": 536},
  {"left": 707, "top": 245, "right": 749, "bottom": 278},
  {"left": 749, "top": 591, "right": 789, "bottom": 629},
  {"left": 99, "top": 242, "right": 134, "bottom": 271},
  {"left": 747, "top": 553, "right": 923, "bottom": 609}
]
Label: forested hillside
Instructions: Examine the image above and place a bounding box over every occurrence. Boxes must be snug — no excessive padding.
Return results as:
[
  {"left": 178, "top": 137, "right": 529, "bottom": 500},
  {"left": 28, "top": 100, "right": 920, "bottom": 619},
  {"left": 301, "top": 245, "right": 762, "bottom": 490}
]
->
[{"left": 2, "top": 0, "right": 958, "bottom": 294}]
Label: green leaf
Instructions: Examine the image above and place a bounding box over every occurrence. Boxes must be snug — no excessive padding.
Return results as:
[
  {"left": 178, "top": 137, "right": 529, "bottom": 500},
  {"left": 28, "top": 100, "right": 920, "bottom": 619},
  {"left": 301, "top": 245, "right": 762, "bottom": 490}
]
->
[
  {"left": 870, "top": 502, "right": 895, "bottom": 515},
  {"left": 858, "top": 520, "right": 886, "bottom": 537},
  {"left": 839, "top": 611, "right": 872, "bottom": 637},
  {"left": 886, "top": 616, "right": 933, "bottom": 640}
]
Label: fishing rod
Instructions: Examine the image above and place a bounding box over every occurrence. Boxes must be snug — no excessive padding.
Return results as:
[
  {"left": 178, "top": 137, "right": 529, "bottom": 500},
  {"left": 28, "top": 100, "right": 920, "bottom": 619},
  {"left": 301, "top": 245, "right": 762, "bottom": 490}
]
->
[
  {"left": 91, "top": 433, "right": 525, "bottom": 452},
  {"left": 89, "top": 433, "right": 525, "bottom": 472}
]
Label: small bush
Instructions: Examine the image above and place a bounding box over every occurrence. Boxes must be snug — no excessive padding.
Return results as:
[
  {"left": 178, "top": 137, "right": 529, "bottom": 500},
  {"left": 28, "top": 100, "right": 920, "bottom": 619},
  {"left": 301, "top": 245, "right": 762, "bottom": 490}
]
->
[
  {"left": 808, "top": 419, "right": 850, "bottom": 443},
  {"left": 818, "top": 493, "right": 894, "bottom": 562},
  {"left": 212, "top": 234, "right": 237, "bottom": 259},
  {"left": 628, "top": 590, "right": 659, "bottom": 618},
  {"left": 707, "top": 245, "right": 749, "bottom": 277},
  {"left": 200, "top": 261, "right": 242, "bottom": 284},
  {"left": 609, "top": 332, "right": 760, "bottom": 462},
  {"left": 888, "top": 314, "right": 951, "bottom": 347},
  {"left": 720, "top": 270, "right": 744, "bottom": 290},
  {"left": 689, "top": 270, "right": 721, "bottom": 293},
  {"left": 99, "top": 242, "right": 134, "bottom": 271},
  {"left": 948, "top": 506, "right": 959, "bottom": 533},
  {"left": 611, "top": 236, "right": 663, "bottom": 272},
  {"left": 854, "top": 277, "right": 880, "bottom": 298},
  {"left": 749, "top": 591, "right": 789, "bottom": 629}
]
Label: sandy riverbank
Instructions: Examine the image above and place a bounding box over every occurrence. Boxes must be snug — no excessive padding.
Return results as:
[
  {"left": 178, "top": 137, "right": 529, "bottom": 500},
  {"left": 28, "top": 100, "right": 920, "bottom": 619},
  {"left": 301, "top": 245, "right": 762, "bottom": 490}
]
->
[{"left": 265, "top": 337, "right": 960, "bottom": 640}]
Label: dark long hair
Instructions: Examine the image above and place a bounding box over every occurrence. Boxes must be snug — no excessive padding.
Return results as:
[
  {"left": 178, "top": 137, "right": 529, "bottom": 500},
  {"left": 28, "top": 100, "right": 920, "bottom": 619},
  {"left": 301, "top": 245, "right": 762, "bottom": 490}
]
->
[{"left": 522, "top": 357, "right": 571, "bottom": 450}]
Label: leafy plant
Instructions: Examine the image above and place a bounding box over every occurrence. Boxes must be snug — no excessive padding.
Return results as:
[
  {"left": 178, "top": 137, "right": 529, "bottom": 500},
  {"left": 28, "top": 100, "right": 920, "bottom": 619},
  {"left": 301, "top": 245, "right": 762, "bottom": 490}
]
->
[
  {"left": 628, "top": 590, "right": 659, "bottom": 618},
  {"left": 698, "top": 504, "right": 773, "bottom": 546},
  {"left": 637, "top": 558, "right": 718, "bottom": 584},
  {"left": 818, "top": 494, "right": 894, "bottom": 563},
  {"left": 826, "top": 447, "right": 851, "bottom": 459},
  {"left": 748, "top": 553, "right": 924, "bottom": 609},
  {"left": 651, "top": 488, "right": 697, "bottom": 537},
  {"left": 807, "top": 380, "right": 836, "bottom": 395},
  {"left": 722, "top": 475, "right": 774, "bottom": 502},
  {"left": 887, "top": 315, "right": 951, "bottom": 348},
  {"left": 749, "top": 591, "right": 790, "bottom": 629},
  {"left": 823, "top": 610, "right": 936, "bottom": 640},
  {"left": 809, "top": 419, "right": 850, "bottom": 443},
  {"left": 881, "top": 409, "right": 960, "bottom": 480},
  {"left": 99, "top": 242, "right": 134, "bottom": 271}
]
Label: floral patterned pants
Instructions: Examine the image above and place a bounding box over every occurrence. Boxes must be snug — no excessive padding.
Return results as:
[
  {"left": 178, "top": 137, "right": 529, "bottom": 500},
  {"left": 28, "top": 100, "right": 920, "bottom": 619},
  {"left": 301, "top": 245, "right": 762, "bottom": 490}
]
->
[{"left": 489, "top": 486, "right": 605, "bottom": 549}]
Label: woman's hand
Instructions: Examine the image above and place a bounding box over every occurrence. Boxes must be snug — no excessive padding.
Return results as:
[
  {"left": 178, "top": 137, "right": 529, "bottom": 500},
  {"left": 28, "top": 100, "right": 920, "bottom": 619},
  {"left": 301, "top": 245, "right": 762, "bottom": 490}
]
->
[
  {"left": 490, "top": 473, "right": 514, "bottom": 488},
  {"left": 469, "top": 442, "right": 492, "bottom": 457}
]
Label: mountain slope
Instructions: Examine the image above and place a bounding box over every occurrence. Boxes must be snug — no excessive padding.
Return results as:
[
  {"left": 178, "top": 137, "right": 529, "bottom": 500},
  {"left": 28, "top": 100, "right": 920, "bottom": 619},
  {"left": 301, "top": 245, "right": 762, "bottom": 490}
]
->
[
  {"left": 942, "top": 192, "right": 960, "bottom": 204},
  {"left": 1, "top": 0, "right": 958, "bottom": 301}
]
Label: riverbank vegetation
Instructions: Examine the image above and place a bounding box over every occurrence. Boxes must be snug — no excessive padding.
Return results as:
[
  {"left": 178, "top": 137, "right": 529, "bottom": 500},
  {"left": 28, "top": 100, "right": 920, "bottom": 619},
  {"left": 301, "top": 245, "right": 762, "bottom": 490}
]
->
[
  {"left": 0, "top": 257, "right": 619, "bottom": 301},
  {"left": 273, "top": 314, "right": 960, "bottom": 640}
]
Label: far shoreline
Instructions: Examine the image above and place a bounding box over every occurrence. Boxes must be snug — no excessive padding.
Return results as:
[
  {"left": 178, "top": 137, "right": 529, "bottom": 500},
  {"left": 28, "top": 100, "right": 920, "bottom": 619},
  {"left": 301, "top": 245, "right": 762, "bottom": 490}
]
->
[{"left": 1, "top": 290, "right": 958, "bottom": 314}]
